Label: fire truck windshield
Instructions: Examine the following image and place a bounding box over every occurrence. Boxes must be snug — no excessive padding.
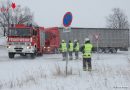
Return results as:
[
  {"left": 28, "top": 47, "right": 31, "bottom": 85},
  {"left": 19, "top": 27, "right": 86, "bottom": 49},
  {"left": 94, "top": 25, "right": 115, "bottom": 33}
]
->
[{"left": 9, "top": 28, "right": 32, "bottom": 36}]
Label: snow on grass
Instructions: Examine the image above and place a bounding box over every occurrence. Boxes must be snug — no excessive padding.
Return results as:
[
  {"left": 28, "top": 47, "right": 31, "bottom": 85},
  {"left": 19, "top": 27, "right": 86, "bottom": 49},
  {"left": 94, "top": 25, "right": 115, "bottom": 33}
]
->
[{"left": 0, "top": 47, "right": 130, "bottom": 90}]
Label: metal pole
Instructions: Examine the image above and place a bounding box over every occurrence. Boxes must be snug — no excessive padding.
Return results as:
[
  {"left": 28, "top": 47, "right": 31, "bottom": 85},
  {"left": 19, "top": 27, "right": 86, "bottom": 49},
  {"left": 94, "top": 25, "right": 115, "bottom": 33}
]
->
[
  {"left": 97, "top": 39, "right": 99, "bottom": 60},
  {"left": 63, "top": 27, "right": 69, "bottom": 76},
  {"left": 66, "top": 52, "right": 68, "bottom": 76},
  {"left": 66, "top": 29, "right": 68, "bottom": 76}
]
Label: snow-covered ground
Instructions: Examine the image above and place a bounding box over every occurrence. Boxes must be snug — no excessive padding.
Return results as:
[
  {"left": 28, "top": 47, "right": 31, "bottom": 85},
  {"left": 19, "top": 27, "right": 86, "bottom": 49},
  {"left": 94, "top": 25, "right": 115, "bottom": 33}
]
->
[{"left": 0, "top": 46, "right": 130, "bottom": 90}]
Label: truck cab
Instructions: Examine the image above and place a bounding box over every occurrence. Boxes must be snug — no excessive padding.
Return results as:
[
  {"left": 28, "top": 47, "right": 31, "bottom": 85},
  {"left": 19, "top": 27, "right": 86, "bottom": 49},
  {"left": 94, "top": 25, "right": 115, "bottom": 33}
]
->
[
  {"left": 43, "top": 27, "right": 60, "bottom": 53},
  {"left": 7, "top": 24, "right": 45, "bottom": 58}
]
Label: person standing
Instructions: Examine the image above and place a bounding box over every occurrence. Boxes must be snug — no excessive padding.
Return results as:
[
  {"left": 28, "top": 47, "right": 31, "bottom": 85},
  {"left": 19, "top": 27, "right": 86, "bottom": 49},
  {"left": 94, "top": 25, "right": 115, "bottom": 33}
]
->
[
  {"left": 80, "top": 38, "right": 93, "bottom": 71},
  {"left": 59, "top": 40, "right": 67, "bottom": 60},
  {"left": 68, "top": 40, "right": 73, "bottom": 60},
  {"left": 73, "top": 40, "right": 80, "bottom": 59}
]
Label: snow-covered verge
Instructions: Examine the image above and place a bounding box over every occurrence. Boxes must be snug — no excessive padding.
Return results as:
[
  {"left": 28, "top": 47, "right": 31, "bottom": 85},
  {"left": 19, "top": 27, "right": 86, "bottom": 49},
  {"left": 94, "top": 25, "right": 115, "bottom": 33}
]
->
[{"left": 0, "top": 47, "right": 130, "bottom": 90}]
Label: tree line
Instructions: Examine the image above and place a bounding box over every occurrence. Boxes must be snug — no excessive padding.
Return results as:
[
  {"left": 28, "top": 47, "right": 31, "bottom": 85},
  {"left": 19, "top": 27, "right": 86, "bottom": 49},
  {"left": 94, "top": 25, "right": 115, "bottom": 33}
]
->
[
  {"left": 0, "top": 0, "right": 129, "bottom": 36},
  {"left": 0, "top": 0, "right": 34, "bottom": 36}
]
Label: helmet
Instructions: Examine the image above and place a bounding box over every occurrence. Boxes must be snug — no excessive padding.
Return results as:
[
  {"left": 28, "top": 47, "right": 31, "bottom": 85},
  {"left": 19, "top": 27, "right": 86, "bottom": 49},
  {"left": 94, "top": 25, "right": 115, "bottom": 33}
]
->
[
  {"left": 74, "top": 39, "right": 77, "bottom": 42},
  {"left": 84, "top": 38, "right": 90, "bottom": 42},
  {"left": 62, "top": 40, "right": 65, "bottom": 42}
]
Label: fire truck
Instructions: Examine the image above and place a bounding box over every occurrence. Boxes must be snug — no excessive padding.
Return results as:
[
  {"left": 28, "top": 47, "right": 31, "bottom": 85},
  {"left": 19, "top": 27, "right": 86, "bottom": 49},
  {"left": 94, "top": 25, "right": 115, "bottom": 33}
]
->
[
  {"left": 43, "top": 27, "right": 60, "bottom": 53},
  {"left": 7, "top": 24, "right": 45, "bottom": 58}
]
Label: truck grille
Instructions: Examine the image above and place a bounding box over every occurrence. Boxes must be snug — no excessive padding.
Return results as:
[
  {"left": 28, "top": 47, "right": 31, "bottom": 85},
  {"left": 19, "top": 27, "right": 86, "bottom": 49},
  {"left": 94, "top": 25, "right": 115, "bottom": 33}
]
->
[
  {"left": 14, "top": 48, "right": 23, "bottom": 52},
  {"left": 13, "top": 42, "right": 25, "bottom": 45}
]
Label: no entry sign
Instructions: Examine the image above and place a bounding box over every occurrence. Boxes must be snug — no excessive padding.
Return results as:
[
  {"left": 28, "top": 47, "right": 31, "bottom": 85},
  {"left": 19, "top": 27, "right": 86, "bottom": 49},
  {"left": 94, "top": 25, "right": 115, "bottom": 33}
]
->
[{"left": 94, "top": 34, "right": 99, "bottom": 40}]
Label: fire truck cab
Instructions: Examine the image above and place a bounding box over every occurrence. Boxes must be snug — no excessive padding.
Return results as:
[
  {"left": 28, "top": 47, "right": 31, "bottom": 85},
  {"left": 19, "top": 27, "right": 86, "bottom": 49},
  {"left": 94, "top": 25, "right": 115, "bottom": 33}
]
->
[{"left": 7, "top": 24, "right": 45, "bottom": 58}]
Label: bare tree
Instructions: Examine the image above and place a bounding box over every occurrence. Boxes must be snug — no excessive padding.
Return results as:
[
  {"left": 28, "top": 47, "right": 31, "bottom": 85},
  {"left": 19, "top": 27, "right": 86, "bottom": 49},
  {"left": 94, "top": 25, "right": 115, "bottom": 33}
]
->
[
  {"left": 106, "top": 8, "right": 129, "bottom": 29},
  {"left": 0, "top": 0, "right": 33, "bottom": 36}
]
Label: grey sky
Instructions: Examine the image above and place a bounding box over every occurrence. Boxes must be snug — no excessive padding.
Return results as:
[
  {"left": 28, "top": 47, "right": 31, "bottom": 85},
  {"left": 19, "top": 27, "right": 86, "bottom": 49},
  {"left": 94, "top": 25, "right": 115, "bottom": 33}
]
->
[{"left": 2, "top": 0, "right": 130, "bottom": 28}]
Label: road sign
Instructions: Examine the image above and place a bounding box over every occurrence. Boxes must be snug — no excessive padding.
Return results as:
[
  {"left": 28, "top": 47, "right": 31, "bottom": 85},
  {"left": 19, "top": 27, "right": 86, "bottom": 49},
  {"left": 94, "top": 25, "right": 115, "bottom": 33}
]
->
[
  {"left": 94, "top": 34, "right": 99, "bottom": 40},
  {"left": 63, "top": 12, "right": 73, "bottom": 27}
]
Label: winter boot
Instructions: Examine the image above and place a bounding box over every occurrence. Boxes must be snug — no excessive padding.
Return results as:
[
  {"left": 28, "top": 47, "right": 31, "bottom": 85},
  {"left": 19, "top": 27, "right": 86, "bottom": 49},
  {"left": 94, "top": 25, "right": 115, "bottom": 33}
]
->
[
  {"left": 83, "top": 67, "right": 87, "bottom": 71},
  {"left": 88, "top": 62, "right": 92, "bottom": 71},
  {"left": 88, "top": 67, "right": 92, "bottom": 71}
]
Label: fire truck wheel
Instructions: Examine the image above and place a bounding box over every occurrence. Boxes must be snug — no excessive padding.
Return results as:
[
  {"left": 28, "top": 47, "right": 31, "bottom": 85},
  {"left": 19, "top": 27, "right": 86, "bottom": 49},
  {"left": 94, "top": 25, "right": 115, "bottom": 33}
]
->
[
  {"left": 9, "top": 53, "right": 15, "bottom": 58},
  {"left": 20, "top": 54, "right": 26, "bottom": 56},
  {"left": 30, "top": 53, "right": 35, "bottom": 59}
]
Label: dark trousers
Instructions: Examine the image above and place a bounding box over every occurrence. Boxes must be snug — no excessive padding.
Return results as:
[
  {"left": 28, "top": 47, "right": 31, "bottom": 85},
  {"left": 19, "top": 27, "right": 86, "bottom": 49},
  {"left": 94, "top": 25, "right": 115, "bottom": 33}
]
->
[
  {"left": 83, "top": 58, "right": 92, "bottom": 70},
  {"left": 74, "top": 51, "right": 79, "bottom": 59},
  {"left": 68, "top": 51, "right": 73, "bottom": 60},
  {"left": 62, "top": 52, "right": 67, "bottom": 60}
]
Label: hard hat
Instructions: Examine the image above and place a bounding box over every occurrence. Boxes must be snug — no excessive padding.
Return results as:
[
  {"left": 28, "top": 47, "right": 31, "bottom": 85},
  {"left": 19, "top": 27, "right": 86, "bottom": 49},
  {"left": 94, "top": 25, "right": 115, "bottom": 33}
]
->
[
  {"left": 85, "top": 38, "right": 90, "bottom": 42},
  {"left": 74, "top": 39, "right": 77, "bottom": 42},
  {"left": 62, "top": 40, "right": 65, "bottom": 42}
]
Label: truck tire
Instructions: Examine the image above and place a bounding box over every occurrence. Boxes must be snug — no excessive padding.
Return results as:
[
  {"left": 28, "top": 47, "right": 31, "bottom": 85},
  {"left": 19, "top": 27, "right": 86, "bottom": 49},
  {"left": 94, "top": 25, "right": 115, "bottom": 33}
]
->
[
  {"left": 20, "top": 54, "right": 26, "bottom": 56},
  {"left": 98, "top": 48, "right": 104, "bottom": 53},
  {"left": 104, "top": 48, "right": 110, "bottom": 53},
  {"left": 9, "top": 53, "right": 15, "bottom": 58},
  {"left": 30, "top": 53, "right": 35, "bottom": 59},
  {"left": 111, "top": 48, "right": 117, "bottom": 53}
]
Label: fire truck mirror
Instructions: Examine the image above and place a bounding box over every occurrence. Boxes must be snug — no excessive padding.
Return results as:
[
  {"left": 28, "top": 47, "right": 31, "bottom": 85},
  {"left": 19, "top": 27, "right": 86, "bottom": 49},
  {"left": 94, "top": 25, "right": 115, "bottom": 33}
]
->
[
  {"left": 29, "top": 24, "right": 32, "bottom": 27},
  {"left": 11, "top": 24, "right": 14, "bottom": 27},
  {"left": 33, "top": 30, "right": 37, "bottom": 35}
]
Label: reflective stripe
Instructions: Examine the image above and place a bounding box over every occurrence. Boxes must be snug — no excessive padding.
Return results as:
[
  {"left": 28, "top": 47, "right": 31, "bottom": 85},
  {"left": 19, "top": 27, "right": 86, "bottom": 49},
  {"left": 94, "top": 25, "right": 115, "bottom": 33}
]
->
[
  {"left": 61, "top": 43, "right": 67, "bottom": 52},
  {"left": 83, "top": 53, "right": 91, "bottom": 58}
]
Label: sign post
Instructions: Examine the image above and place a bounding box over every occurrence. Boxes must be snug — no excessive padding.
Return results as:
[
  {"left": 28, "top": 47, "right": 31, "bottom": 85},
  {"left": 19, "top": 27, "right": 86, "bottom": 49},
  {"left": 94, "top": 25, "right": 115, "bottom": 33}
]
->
[
  {"left": 63, "top": 12, "right": 73, "bottom": 76},
  {"left": 94, "top": 34, "right": 99, "bottom": 60}
]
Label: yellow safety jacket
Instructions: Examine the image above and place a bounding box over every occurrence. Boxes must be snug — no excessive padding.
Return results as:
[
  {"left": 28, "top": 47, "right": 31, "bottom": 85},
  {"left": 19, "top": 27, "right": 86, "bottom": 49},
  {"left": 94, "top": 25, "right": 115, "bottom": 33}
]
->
[
  {"left": 68, "top": 42, "right": 73, "bottom": 52},
  {"left": 60, "top": 42, "right": 67, "bottom": 52},
  {"left": 83, "top": 43, "right": 93, "bottom": 58}
]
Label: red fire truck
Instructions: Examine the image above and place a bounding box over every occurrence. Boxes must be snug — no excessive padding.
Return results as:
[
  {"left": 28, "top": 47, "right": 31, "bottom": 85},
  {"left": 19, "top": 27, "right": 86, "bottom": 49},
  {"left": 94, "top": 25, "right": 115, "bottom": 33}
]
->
[
  {"left": 7, "top": 24, "right": 45, "bottom": 58},
  {"left": 43, "top": 27, "right": 60, "bottom": 54}
]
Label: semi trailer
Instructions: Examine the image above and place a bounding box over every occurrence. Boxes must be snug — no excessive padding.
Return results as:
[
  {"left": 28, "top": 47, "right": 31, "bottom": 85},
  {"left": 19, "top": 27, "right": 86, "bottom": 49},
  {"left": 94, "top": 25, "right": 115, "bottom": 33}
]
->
[{"left": 59, "top": 28, "right": 129, "bottom": 53}]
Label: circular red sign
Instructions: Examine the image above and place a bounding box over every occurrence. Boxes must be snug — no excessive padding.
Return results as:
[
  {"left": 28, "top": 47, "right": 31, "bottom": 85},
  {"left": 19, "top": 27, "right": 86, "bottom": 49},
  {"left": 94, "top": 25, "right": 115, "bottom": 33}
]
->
[{"left": 63, "top": 12, "right": 73, "bottom": 27}]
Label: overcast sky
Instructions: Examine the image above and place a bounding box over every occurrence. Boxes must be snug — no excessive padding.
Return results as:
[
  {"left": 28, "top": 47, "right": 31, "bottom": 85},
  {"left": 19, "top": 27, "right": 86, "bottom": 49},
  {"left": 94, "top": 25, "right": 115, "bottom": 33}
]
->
[{"left": 1, "top": 0, "right": 130, "bottom": 28}]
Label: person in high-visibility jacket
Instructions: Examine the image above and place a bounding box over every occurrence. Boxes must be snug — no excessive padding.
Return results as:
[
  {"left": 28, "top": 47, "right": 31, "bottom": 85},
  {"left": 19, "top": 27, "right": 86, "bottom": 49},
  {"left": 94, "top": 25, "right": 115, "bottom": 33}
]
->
[
  {"left": 80, "top": 38, "right": 93, "bottom": 71},
  {"left": 73, "top": 40, "right": 80, "bottom": 59},
  {"left": 59, "top": 40, "right": 67, "bottom": 60},
  {"left": 68, "top": 40, "right": 73, "bottom": 60}
]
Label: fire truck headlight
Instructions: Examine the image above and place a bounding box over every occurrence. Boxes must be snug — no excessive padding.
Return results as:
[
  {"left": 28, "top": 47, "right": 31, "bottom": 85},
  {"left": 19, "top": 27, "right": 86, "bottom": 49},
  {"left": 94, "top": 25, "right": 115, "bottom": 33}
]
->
[
  {"left": 44, "top": 47, "right": 46, "bottom": 48},
  {"left": 47, "top": 47, "right": 50, "bottom": 49},
  {"left": 27, "top": 46, "right": 31, "bottom": 49},
  {"left": 7, "top": 45, "right": 11, "bottom": 48},
  {"left": 27, "top": 46, "right": 29, "bottom": 49}
]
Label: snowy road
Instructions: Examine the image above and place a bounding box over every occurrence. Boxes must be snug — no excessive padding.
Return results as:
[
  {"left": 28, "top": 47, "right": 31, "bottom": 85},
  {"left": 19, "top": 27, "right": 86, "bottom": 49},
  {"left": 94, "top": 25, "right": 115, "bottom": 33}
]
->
[{"left": 0, "top": 47, "right": 130, "bottom": 90}]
